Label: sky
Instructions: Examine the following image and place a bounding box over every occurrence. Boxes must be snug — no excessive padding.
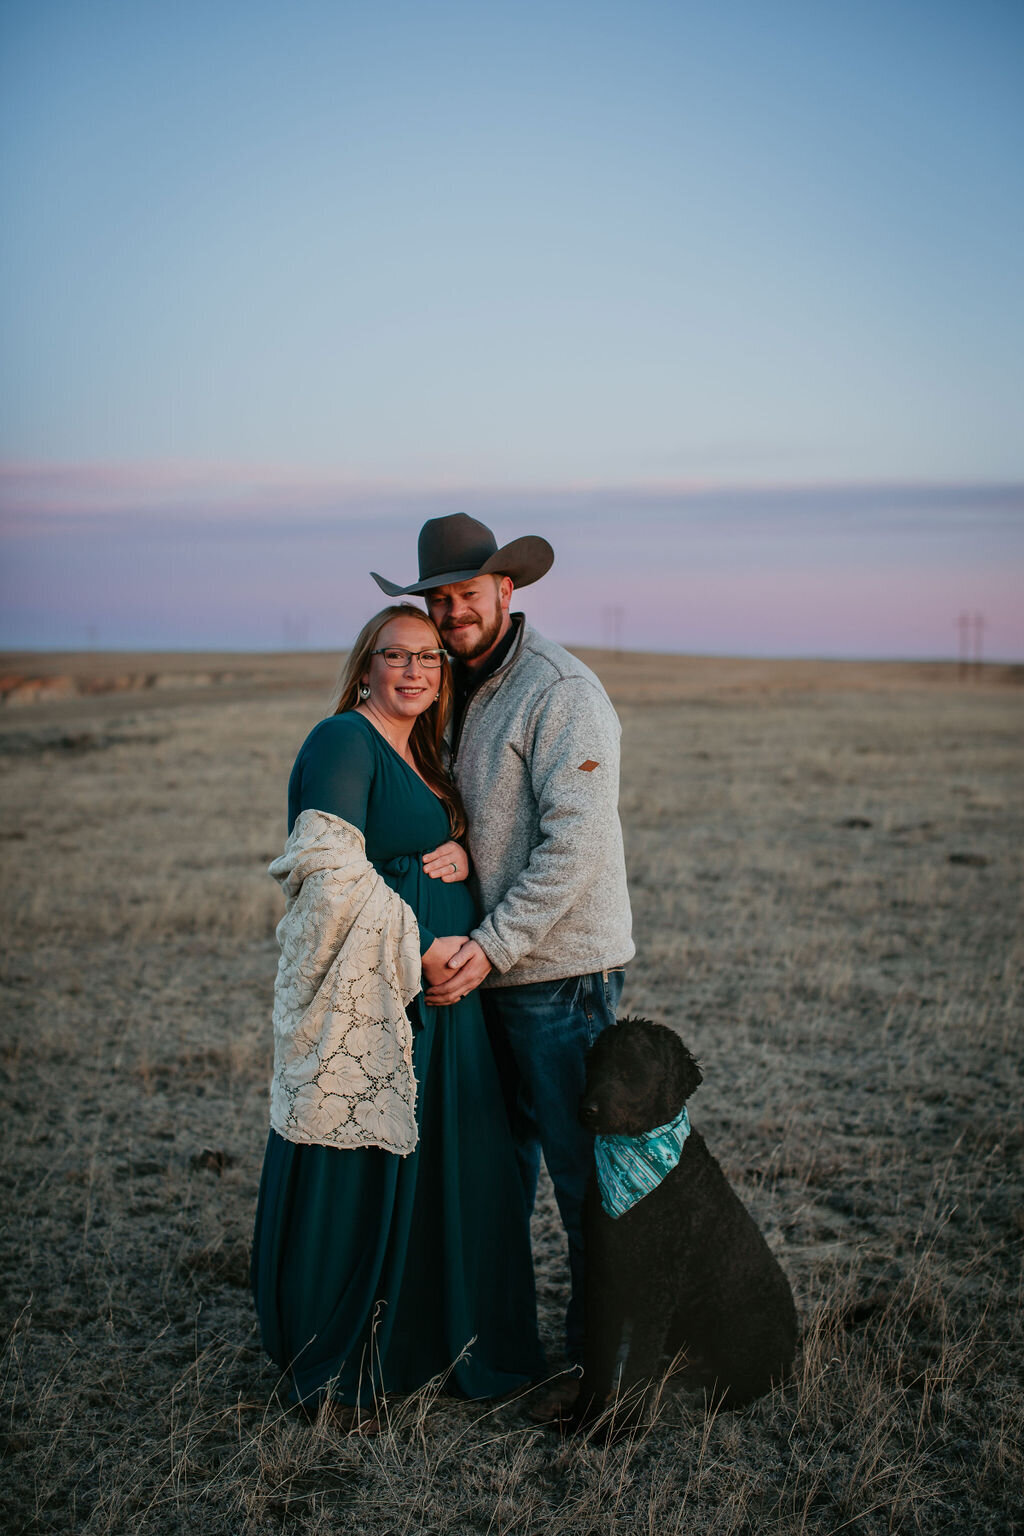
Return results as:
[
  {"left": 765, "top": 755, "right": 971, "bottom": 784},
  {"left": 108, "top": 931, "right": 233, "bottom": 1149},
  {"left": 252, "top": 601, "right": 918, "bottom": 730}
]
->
[{"left": 1, "top": 0, "right": 1022, "bottom": 657}]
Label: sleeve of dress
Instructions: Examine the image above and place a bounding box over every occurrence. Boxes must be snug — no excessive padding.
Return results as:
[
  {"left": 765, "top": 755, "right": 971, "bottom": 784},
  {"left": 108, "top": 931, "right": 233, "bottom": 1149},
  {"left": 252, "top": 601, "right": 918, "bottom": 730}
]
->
[
  {"left": 291, "top": 716, "right": 436, "bottom": 956},
  {"left": 293, "top": 716, "right": 373, "bottom": 828}
]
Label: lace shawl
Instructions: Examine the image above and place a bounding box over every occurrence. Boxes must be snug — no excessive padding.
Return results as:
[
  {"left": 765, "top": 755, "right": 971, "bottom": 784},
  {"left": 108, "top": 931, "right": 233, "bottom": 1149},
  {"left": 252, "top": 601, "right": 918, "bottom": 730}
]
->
[{"left": 267, "top": 809, "right": 423, "bottom": 1155}]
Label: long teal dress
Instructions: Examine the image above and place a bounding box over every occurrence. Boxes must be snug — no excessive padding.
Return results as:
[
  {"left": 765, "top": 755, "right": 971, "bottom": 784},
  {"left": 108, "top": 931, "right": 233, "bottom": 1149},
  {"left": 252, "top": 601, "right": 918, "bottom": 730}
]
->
[{"left": 252, "top": 711, "right": 543, "bottom": 1407}]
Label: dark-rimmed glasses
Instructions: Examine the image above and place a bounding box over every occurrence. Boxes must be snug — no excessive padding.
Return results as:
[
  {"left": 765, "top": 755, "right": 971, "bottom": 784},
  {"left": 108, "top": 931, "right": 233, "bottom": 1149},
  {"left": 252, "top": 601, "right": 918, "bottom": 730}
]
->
[{"left": 370, "top": 647, "right": 449, "bottom": 669}]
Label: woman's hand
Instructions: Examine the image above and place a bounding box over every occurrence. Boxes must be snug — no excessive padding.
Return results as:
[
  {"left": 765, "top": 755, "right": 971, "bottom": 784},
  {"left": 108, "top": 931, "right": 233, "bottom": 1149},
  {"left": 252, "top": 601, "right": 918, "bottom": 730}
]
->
[
  {"left": 422, "top": 935, "right": 469, "bottom": 989},
  {"left": 423, "top": 840, "right": 470, "bottom": 883},
  {"left": 423, "top": 940, "right": 492, "bottom": 1006}
]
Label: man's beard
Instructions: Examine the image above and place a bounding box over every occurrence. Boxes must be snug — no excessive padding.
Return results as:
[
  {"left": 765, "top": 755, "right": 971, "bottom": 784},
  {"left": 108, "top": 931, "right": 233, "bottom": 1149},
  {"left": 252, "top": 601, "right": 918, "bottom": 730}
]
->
[{"left": 442, "top": 605, "right": 504, "bottom": 661}]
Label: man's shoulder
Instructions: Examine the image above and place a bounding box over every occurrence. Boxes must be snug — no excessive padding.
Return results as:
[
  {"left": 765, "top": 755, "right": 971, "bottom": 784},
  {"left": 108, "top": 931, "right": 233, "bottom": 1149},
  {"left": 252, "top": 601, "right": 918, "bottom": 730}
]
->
[{"left": 515, "top": 624, "right": 609, "bottom": 696}]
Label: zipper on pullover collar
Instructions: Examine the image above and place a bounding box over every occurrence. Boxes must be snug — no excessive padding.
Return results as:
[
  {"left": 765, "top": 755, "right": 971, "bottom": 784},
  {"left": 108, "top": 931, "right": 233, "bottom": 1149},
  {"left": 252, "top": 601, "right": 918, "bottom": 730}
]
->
[{"left": 449, "top": 615, "right": 525, "bottom": 771}]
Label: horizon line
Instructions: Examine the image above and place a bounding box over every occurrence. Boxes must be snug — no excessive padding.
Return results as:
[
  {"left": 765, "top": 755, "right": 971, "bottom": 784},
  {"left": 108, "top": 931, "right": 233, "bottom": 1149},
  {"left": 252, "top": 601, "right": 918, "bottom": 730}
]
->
[{"left": 3, "top": 642, "right": 1021, "bottom": 666}]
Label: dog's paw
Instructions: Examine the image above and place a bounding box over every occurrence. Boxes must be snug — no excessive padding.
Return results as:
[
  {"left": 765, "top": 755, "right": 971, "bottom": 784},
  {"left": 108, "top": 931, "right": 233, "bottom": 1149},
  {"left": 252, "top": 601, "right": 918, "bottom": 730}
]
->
[
  {"left": 528, "top": 1375, "right": 583, "bottom": 1427},
  {"left": 555, "top": 1388, "right": 603, "bottom": 1438},
  {"left": 559, "top": 1392, "right": 645, "bottom": 1443},
  {"left": 563, "top": 1409, "right": 644, "bottom": 1445}
]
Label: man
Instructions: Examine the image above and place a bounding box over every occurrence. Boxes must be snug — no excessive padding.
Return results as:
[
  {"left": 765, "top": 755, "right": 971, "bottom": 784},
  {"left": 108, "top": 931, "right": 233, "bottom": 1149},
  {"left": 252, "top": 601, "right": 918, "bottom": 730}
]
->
[{"left": 372, "top": 514, "right": 634, "bottom": 1395}]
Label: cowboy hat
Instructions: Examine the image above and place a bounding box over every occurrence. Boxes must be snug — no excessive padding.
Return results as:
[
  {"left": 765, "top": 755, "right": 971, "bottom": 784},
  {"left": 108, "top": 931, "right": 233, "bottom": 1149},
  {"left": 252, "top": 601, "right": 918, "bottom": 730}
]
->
[{"left": 371, "top": 514, "right": 554, "bottom": 596}]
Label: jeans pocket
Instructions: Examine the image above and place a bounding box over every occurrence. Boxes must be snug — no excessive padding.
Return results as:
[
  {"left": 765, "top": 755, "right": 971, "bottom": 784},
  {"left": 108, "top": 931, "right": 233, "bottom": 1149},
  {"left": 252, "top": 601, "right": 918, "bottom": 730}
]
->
[
  {"left": 602, "top": 968, "right": 625, "bottom": 1012},
  {"left": 561, "top": 973, "right": 589, "bottom": 1014}
]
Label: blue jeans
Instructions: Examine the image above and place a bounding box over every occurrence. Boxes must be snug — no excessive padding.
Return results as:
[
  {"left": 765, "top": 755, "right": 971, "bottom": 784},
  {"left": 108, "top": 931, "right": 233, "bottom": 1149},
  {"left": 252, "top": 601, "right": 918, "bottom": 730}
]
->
[{"left": 484, "top": 967, "right": 625, "bottom": 1360}]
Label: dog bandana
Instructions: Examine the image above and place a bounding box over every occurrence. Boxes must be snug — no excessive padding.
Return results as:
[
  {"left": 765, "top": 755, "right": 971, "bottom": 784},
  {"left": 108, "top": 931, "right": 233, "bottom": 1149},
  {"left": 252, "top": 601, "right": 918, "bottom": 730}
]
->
[{"left": 593, "top": 1104, "right": 691, "bottom": 1219}]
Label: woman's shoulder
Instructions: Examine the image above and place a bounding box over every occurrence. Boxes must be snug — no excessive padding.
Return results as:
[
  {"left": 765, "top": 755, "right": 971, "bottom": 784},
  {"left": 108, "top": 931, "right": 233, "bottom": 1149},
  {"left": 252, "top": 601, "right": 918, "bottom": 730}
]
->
[{"left": 297, "top": 711, "right": 378, "bottom": 768}]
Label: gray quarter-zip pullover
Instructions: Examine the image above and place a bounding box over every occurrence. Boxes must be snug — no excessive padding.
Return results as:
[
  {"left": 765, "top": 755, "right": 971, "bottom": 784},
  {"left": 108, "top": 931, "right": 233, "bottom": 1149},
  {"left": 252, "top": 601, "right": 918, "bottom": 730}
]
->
[{"left": 452, "top": 618, "right": 634, "bottom": 986}]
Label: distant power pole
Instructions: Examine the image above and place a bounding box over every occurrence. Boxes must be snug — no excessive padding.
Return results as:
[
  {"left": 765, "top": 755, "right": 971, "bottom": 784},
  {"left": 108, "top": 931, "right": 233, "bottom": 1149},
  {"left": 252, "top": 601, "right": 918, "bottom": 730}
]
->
[
  {"left": 957, "top": 612, "right": 970, "bottom": 679},
  {"left": 282, "top": 614, "right": 310, "bottom": 648},
  {"left": 972, "top": 612, "right": 985, "bottom": 674},
  {"left": 603, "top": 605, "right": 624, "bottom": 653}
]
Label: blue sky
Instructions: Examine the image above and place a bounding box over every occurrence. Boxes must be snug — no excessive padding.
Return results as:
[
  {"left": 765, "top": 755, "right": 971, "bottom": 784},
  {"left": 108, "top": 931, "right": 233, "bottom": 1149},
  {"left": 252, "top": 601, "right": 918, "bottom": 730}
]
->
[{"left": 1, "top": 0, "right": 1022, "bottom": 655}]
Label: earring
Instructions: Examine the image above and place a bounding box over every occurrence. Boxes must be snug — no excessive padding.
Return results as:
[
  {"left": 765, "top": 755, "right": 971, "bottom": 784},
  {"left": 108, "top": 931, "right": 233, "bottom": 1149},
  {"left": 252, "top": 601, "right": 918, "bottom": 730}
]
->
[{"left": 359, "top": 683, "right": 371, "bottom": 700}]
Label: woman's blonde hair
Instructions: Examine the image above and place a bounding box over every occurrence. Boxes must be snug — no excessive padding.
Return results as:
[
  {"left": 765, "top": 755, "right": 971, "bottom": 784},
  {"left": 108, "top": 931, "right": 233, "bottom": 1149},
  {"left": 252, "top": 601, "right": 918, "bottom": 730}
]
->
[{"left": 331, "top": 604, "right": 466, "bottom": 838}]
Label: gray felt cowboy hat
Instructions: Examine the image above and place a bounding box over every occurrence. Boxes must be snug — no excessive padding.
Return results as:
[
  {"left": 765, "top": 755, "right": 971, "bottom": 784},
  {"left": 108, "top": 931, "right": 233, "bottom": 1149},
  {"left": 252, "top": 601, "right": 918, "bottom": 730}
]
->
[{"left": 371, "top": 514, "right": 554, "bottom": 597}]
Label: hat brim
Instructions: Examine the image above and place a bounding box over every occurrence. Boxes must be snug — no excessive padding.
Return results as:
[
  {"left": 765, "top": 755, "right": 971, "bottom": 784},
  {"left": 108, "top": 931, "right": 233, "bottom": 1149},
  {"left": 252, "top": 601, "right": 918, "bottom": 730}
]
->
[{"left": 371, "top": 535, "right": 554, "bottom": 597}]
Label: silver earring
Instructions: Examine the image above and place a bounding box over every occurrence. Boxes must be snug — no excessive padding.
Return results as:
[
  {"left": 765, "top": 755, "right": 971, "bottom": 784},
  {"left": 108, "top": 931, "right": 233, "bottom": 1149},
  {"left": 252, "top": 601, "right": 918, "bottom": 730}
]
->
[{"left": 359, "top": 683, "right": 371, "bottom": 700}]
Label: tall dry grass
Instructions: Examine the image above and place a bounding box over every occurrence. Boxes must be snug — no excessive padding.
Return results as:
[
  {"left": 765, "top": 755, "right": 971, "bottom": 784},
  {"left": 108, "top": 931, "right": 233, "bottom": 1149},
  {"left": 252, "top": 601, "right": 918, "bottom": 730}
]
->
[{"left": 1, "top": 667, "right": 1021, "bottom": 1533}]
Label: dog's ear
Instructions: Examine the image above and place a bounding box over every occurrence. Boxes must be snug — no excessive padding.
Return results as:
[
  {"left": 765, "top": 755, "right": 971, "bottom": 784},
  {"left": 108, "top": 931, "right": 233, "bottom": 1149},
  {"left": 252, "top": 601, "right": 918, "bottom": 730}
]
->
[{"left": 670, "top": 1037, "right": 703, "bottom": 1104}]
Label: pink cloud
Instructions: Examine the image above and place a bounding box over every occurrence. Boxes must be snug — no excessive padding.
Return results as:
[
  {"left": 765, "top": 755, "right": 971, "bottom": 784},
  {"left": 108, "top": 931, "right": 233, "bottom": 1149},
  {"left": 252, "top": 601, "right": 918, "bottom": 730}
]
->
[{"left": 1, "top": 460, "right": 1021, "bottom": 657}]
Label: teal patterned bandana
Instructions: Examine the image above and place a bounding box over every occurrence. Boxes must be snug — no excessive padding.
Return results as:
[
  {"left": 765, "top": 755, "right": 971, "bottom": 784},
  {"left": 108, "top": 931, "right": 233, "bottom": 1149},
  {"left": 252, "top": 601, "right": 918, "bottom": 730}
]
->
[{"left": 593, "top": 1104, "right": 691, "bottom": 1219}]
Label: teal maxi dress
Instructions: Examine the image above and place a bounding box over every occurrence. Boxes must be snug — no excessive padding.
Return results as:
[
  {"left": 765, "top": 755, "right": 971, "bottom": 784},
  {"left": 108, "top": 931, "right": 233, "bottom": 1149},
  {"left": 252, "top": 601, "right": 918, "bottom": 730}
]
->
[{"left": 252, "top": 711, "right": 543, "bottom": 1407}]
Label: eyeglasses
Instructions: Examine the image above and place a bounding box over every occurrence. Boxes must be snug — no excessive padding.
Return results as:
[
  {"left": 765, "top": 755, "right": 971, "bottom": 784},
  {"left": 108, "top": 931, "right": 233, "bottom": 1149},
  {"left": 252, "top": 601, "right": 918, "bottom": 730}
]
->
[{"left": 371, "top": 647, "right": 449, "bottom": 669}]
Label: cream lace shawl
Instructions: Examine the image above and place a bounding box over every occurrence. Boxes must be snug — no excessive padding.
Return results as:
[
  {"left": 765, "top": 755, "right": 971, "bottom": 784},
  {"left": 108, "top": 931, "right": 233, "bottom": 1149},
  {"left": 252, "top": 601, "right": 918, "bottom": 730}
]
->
[{"left": 267, "top": 809, "right": 423, "bottom": 1155}]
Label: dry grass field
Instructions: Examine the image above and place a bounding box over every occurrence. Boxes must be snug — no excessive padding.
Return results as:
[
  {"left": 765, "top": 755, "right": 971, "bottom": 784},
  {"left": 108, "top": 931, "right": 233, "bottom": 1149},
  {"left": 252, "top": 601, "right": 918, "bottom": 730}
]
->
[{"left": 1, "top": 650, "right": 1021, "bottom": 1535}]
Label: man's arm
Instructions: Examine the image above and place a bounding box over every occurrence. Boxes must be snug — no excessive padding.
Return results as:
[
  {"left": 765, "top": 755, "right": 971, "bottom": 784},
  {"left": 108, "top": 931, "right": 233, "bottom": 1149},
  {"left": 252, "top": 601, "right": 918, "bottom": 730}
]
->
[
  {"left": 472, "top": 676, "right": 624, "bottom": 974},
  {"left": 424, "top": 676, "right": 625, "bottom": 1006}
]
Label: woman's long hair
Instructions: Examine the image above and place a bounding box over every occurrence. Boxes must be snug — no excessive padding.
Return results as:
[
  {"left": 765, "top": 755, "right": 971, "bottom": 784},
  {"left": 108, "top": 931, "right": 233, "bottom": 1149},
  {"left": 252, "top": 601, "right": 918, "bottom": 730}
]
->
[{"left": 330, "top": 604, "right": 466, "bottom": 839}]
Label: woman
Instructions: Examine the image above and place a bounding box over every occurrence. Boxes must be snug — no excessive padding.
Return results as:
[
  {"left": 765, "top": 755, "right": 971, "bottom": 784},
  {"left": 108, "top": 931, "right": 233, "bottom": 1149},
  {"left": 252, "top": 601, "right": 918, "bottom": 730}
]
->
[{"left": 251, "top": 604, "right": 542, "bottom": 1421}]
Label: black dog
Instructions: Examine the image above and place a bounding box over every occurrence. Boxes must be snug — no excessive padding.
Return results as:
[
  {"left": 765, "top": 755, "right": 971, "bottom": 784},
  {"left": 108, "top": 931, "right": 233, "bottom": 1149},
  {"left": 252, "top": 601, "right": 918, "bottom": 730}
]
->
[{"left": 571, "top": 1017, "right": 797, "bottom": 1433}]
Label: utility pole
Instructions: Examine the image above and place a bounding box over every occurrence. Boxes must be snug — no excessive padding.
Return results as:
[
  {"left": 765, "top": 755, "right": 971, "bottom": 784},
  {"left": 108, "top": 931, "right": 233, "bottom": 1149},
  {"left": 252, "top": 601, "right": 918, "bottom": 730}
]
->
[
  {"left": 603, "top": 605, "right": 624, "bottom": 654},
  {"left": 282, "top": 614, "right": 310, "bottom": 648},
  {"left": 972, "top": 612, "right": 985, "bottom": 675},
  {"left": 957, "top": 612, "right": 970, "bottom": 680}
]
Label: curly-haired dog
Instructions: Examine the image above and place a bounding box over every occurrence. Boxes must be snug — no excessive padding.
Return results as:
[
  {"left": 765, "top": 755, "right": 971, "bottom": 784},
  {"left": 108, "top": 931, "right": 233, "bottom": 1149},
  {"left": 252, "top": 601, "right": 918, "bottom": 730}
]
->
[{"left": 570, "top": 1017, "right": 797, "bottom": 1433}]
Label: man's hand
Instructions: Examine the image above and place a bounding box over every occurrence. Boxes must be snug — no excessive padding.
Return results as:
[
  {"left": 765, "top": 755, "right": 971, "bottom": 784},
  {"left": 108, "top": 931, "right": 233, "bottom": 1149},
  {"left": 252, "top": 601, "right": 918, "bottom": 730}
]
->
[
  {"left": 421, "top": 935, "right": 469, "bottom": 989},
  {"left": 422, "top": 840, "right": 470, "bottom": 882},
  {"left": 424, "top": 939, "right": 492, "bottom": 1006}
]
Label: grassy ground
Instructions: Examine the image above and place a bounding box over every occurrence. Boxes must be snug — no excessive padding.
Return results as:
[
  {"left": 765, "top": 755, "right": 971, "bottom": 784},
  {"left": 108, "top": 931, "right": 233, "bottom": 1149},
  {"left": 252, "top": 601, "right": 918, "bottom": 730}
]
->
[{"left": 1, "top": 655, "right": 1021, "bottom": 1534}]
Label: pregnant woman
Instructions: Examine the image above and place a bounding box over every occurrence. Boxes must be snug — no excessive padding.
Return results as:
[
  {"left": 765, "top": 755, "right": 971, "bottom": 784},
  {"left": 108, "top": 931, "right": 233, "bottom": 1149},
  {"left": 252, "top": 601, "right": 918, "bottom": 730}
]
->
[{"left": 252, "top": 604, "right": 542, "bottom": 1424}]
